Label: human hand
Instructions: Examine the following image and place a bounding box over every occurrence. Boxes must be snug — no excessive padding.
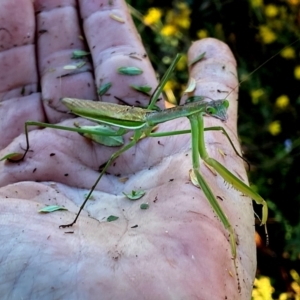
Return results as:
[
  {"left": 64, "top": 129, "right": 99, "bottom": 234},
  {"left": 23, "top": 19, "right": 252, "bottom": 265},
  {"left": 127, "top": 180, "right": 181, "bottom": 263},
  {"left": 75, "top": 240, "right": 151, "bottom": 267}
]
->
[{"left": 0, "top": 0, "right": 256, "bottom": 299}]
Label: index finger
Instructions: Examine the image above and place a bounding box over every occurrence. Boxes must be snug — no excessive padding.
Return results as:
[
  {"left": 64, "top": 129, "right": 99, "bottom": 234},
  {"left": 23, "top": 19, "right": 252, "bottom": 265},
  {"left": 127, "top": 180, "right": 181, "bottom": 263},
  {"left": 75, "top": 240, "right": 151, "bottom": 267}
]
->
[
  {"left": 37, "top": 0, "right": 160, "bottom": 122},
  {"left": 0, "top": 0, "right": 161, "bottom": 149}
]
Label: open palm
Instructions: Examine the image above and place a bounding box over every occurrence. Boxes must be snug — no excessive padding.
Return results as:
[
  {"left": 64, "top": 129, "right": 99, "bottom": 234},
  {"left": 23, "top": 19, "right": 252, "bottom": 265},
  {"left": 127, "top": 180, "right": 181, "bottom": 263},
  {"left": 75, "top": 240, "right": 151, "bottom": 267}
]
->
[{"left": 0, "top": 0, "right": 256, "bottom": 299}]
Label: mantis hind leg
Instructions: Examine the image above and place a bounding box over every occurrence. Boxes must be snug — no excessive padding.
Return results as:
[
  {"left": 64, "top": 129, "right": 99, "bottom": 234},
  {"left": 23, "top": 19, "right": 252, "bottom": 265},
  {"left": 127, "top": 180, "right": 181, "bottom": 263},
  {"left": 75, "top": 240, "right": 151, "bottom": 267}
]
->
[
  {"left": 59, "top": 131, "right": 141, "bottom": 228},
  {"left": 7, "top": 121, "right": 76, "bottom": 163},
  {"left": 149, "top": 125, "right": 250, "bottom": 169},
  {"left": 2, "top": 119, "right": 140, "bottom": 228},
  {"left": 6, "top": 121, "right": 32, "bottom": 162},
  {"left": 4, "top": 121, "right": 127, "bottom": 163}
]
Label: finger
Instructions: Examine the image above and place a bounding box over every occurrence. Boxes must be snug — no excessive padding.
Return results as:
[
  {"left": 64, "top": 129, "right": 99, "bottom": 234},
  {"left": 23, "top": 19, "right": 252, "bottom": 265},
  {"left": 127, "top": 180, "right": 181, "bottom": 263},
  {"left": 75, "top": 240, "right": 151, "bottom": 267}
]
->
[
  {"left": 37, "top": 0, "right": 161, "bottom": 125},
  {"left": 186, "top": 38, "right": 238, "bottom": 132},
  {"left": 78, "top": 0, "right": 160, "bottom": 107},
  {"left": 0, "top": 0, "right": 162, "bottom": 189},
  {"left": 0, "top": 0, "right": 45, "bottom": 149},
  {"left": 183, "top": 38, "right": 255, "bottom": 297},
  {"left": 35, "top": 0, "right": 97, "bottom": 123}
]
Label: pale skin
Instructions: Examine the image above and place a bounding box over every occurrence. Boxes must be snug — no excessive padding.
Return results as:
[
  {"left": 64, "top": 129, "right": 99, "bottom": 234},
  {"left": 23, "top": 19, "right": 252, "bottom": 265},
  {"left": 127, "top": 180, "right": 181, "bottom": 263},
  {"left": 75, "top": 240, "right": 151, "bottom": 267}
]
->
[{"left": 0, "top": 0, "right": 256, "bottom": 299}]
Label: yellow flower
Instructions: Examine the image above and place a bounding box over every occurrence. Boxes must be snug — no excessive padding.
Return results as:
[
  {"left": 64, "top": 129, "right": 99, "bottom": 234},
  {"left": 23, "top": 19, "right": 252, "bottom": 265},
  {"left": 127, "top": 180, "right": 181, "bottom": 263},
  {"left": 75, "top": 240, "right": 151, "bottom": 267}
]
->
[
  {"left": 268, "top": 121, "right": 281, "bottom": 136},
  {"left": 265, "top": 4, "right": 279, "bottom": 17},
  {"left": 291, "top": 281, "right": 300, "bottom": 294},
  {"left": 164, "top": 89, "right": 176, "bottom": 107},
  {"left": 294, "top": 65, "right": 300, "bottom": 79},
  {"left": 275, "top": 95, "right": 289, "bottom": 109},
  {"left": 252, "top": 276, "right": 274, "bottom": 300},
  {"left": 164, "top": 79, "right": 177, "bottom": 106},
  {"left": 160, "top": 24, "right": 177, "bottom": 36},
  {"left": 291, "top": 269, "right": 300, "bottom": 281},
  {"left": 287, "top": 0, "right": 300, "bottom": 5},
  {"left": 250, "top": 0, "right": 264, "bottom": 8},
  {"left": 251, "top": 88, "right": 264, "bottom": 104},
  {"left": 289, "top": 269, "right": 300, "bottom": 297},
  {"left": 165, "top": 3, "right": 191, "bottom": 30},
  {"left": 215, "top": 23, "right": 225, "bottom": 39},
  {"left": 259, "top": 25, "right": 277, "bottom": 44},
  {"left": 163, "top": 79, "right": 177, "bottom": 91},
  {"left": 197, "top": 29, "right": 208, "bottom": 39},
  {"left": 175, "top": 17, "right": 190, "bottom": 29},
  {"left": 279, "top": 293, "right": 289, "bottom": 300},
  {"left": 176, "top": 54, "right": 187, "bottom": 71},
  {"left": 176, "top": 2, "right": 191, "bottom": 15},
  {"left": 143, "top": 8, "right": 162, "bottom": 26},
  {"left": 280, "top": 46, "right": 296, "bottom": 59}
]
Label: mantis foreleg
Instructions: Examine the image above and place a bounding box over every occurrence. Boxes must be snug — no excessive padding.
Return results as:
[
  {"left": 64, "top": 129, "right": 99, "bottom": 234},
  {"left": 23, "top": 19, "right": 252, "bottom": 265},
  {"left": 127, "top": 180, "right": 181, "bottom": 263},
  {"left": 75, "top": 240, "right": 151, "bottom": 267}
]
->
[
  {"left": 188, "top": 113, "right": 240, "bottom": 288},
  {"left": 188, "top": 114, "right": 237, "bottom": 258},
  {"left": 149, "top": 125, "right": 249, "bottom": 167}
]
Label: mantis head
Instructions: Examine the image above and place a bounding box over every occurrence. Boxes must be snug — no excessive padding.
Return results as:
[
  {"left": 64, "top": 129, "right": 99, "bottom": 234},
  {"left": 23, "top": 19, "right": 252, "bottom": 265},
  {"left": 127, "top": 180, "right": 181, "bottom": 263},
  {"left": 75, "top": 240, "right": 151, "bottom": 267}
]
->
[{"left": 205, "top": 99, "right": 229, "bottom": 121}]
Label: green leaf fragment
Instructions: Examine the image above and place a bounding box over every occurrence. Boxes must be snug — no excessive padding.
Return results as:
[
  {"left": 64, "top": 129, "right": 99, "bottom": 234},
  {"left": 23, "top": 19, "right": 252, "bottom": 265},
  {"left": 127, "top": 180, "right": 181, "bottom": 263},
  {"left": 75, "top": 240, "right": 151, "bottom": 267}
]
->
[
  {"left": 107, "top": 215, "right": 119, "bottom": 222},
  {"left": 140, "top": 203, "right": 149, "bottom": 210},
  {"left": 83, "top": 193, "right": 95, "bottom": 200},
  {"left": 186, "top": 96, "right": 205, "bottom": 103},
  {"left": 123, "top": 190, "right": 146, "bottom": 200},
  {"left": 184, "top": 77, "right": 196, "bottom": 93},
  {"left": 63, "top": 65, "right": 77, "bottom": 70},
  {"left": 98, "top": 82, "right": 112, "bottom": 96},
  {"left": 63, "top": 61, "right": 86, "bottom": 69},
  {"left": 71, "top": 50, "right": 90, "bottom": 59},
  {"left": 117, "top": 67, "right": 143, "bottom": 75},
  {"left": 109, "top": 13, "right": 125, "bottom": 23},
  {"left": 0, "top": 152, "right": 23, "bottom": 161},
  {"left": 130, "top": 84, "right": 152, "bottom": 95},
  {"left": 76, "top": 61, "right": 86, "bottom": 69},
  {"left": 188, "top": 52, "right": 206, "bottom": 67},
  {"left": 38, "top": 205, "right": 68, "bottom": 213}
]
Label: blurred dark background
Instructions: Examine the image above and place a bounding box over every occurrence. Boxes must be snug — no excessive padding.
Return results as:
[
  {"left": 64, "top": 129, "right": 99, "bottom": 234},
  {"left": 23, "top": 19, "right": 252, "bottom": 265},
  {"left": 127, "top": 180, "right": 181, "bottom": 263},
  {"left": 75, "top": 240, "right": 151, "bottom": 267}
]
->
[{"left": 127, "top": 0, "right": 300, "bottom": 298}]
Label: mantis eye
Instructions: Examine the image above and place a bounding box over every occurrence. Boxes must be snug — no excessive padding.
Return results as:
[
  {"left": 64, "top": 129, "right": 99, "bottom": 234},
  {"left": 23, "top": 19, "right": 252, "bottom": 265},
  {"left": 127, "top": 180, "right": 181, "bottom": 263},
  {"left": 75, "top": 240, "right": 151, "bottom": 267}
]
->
[
  {"left": 223, "top": 100, "right": 229, "bottom": 108},
  {"left": 207, "top": 107, "right": 216, "bottom": 115}
]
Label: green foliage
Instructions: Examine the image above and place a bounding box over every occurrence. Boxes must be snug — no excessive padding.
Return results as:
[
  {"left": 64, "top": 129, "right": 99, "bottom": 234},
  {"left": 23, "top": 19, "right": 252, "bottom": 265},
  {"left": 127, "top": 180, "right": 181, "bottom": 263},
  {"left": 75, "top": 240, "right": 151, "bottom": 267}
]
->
[{"left": 128, "top": 0, "right": 300, "bottom": 297}]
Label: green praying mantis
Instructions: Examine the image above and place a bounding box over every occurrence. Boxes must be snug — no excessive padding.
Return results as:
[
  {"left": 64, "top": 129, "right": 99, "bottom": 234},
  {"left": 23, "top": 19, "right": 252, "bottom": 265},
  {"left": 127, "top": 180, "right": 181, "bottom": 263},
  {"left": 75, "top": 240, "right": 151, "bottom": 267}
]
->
[{"left": 1, "top": 53, "right": 268, "bottom": 284}]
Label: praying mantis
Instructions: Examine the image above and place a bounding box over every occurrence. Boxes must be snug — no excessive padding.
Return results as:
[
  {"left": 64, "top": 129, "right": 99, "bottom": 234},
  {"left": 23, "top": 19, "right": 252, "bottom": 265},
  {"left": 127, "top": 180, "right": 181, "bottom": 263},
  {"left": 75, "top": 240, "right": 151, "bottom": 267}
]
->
[{"left": 1, "top": 52, "right": 268, "bottom": 286}]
